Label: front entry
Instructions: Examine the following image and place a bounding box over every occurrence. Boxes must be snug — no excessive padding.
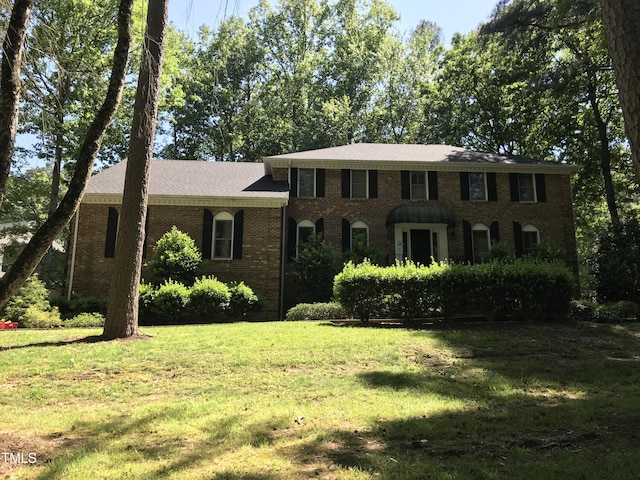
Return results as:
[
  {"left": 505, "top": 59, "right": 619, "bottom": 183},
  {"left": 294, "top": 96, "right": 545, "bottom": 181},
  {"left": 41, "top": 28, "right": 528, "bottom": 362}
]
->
[{"left": 410, "top": 229, "right": 432, "bottom": 265}]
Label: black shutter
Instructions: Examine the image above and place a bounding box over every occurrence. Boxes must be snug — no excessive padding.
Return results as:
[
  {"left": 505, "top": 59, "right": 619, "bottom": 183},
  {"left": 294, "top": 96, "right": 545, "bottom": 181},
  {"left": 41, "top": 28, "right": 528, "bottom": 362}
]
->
[
  {"left": 315, "top": 217, "right": 324, "bottom": 237},
  {"left": 463, "top": 220, "right": 473, "bottom": 263},
  {"left": 342, "top": 218, "right": 351, "bottom": 252},
  {"left": 287, "top": 217, "right": 297, "bottom": 261},
  {"left": 401, "top": 171, "right": 411, "bottom": 199},
  {"left": 341, "top": 169, "right": 350, "bottom": 198},
  {"left": 202, "top": 209, "right": 213, "bottom": 260},
  {"left": 104, "top": 207, "right": 118, "bottom": 258},
  {"left": 509, "top": 173, "right": 520, "bottom": 202},
  {"left": 490, "top": 221, "right": 500, "bottom": 243},
  {"left": 290, "top": 168, "right": 298, "bottom": 197},
  {"left": 460, "top": 172, "right": 470, "bottom": 201},
  {"left": 428, "top": 171, "right": 438, "bottom": 200},
  {"left": 316, "top": 169, "right": 325, "bottom": 197},
  {"left": 487, "top": 173, "right": 498, "bottom": 201},
  {"left": 535, "top": 173, "right": 547, "bottom": 202},
  {"left": 513, "top": 221, "right": 524, "bottom": 257},
  {"left": 369, "top": 170, "right": 378, "bottom": 198},
  {"left": 233, "top": 210, "right": 244, "bottom": 259}
]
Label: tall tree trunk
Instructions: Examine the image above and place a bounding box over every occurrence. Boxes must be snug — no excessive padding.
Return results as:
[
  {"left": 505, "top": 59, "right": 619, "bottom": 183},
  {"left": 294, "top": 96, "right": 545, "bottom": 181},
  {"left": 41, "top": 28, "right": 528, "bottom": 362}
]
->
[
  {"left": 0, "top": 0, "right": 134, "bottom": 308},
  {"left": 0, "top": 0, "right": 33, "bottom": 209},
  {"left": 601, "top": 0, "right": 640, "bottom": 183},
  {"left": 103, "top": 0, "right": 168, "bottom": 340}
]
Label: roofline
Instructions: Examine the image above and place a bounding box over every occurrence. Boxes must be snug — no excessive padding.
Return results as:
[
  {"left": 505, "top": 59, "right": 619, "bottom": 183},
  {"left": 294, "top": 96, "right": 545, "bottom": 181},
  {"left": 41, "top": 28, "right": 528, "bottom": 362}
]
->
[
  {"left": 263, "top": 158, "right": 581, "bottom": 175},
  {"left": 82, "top": 193, "right": 289, "bottom": 208}
]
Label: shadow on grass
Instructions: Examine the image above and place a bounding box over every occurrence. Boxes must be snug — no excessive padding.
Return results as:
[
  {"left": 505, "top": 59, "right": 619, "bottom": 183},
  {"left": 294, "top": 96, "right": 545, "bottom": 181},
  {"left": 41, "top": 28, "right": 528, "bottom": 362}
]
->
[{"left": 0, "top": 333, "right": 152, "bottom": 351}]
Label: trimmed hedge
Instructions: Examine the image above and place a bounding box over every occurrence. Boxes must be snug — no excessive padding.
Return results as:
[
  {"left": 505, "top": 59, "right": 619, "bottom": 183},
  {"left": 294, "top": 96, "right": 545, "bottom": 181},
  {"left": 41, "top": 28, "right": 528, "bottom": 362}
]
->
[
  {"left": 334, "top": 260, "right": 575, "bottom": 322},
  {"left": 285, "top": 302, "right": 346, "bottom": 321}
]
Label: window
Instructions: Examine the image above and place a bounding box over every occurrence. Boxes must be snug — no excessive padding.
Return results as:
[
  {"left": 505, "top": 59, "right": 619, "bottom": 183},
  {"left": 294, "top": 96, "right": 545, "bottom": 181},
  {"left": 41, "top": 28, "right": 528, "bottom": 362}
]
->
[
  {"left": 213, "top": 212, "right": 234, "bottom": 259},
  {"left": 522, "top": 224, "right": 540, "bottom": 254},
  {"left": 350, "top": 220, "right": 369, "bottom": 248},
  {"left": 410, "top": 171, "right": 427, "bottom": 200},
  {"left": 469, "top": 173, "right": 487, "bottom": 201},
  {"left": 298, "top": 168, "right": 315, "bottom": 197},
  {"left": 351, "top": 170, "right": 367, "bottom": 198},
  {"left": 296, "top": 220, "right": 315, "bottom": 256},
  {"left": 518, "top": 174, "right": 535, "bottom": 202},
  {"left": 472, "top": 223, "right": 490, "bottom": 264}
]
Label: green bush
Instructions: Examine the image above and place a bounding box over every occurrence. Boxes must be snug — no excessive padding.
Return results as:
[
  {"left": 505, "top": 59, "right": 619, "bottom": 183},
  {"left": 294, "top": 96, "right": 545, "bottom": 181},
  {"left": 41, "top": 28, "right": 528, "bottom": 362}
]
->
[
  {"left": 20, "top": 305, "right": 62, "bottom": 328},
  {"left": 343, "top": 233, "right": 385, "bottom": 265},
  {"left": 590, "top": 217, "right": 640, "bottom": 303},
  {"left": 285, "top": 302, "right": 346, "bottom": 321},
  {"left": 296, "top": 234, "right": 337, "bottom": 303},
  {"left": 333, "top": 259, "right": 576, "bottom": 323},
  {"left": 150, "top": 280, "right": 191, "bottom": 322},
  {"left": 189, "top": 276, "right": 230, "bottom": 319},
  {"left": 148, "top": 227, "right": 202, "bottom": 286},
  {"left": 3, "top": 274, "right": 52, "bottom": 322},
  {"left": 64, "top": 312, "right": 105, "bottom": 328},
  {"left": 227, "top": 281, "right": 261, "bottom": 319},
  {"left": 596, "top": 301, "right": 639, "bottom": 322}
]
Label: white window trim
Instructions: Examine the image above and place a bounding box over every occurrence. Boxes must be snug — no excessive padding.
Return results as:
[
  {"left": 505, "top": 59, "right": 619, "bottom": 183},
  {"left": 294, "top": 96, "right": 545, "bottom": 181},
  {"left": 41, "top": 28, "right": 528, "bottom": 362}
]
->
[
  {"left": 213, "top": 211, "right": 234, "bottom": 260},
  {"left": 297, "top": 168, "right": 316, "bottom": 198},
  {"left": 350, "top": 170, "right": 368, "bottom": 199},
  {"left": 518, "top": 173, "right": 537, "bottom": 203},
  {"left": 296, "top": 219, "right": 316, "bottom": 257},
  {"left": 350, "top": 220, "right": 369, "bottom": 249},
  {"left": 410, "top": 171, "right": 428, "bottom": 200},
  {"left": 469, "top": 172, "right": 487, "bottom": 201},
  {"left": 472, "top": 223, "right": 491, "bottom": 264}
]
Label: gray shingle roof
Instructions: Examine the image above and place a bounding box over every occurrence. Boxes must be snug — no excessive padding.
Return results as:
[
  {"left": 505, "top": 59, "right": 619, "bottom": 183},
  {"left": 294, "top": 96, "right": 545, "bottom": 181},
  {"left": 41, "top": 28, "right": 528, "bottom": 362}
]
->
[
  {"left": 266, "top": 143, "right": 545, "bottom": 164},
  {"left": 85, "top": 160, "right": 289, "bottom": 199}
]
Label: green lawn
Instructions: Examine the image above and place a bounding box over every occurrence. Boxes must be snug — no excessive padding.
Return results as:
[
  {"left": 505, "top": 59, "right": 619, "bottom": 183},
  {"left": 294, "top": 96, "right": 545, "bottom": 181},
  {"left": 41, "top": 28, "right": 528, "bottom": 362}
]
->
[{"left": 1, "top": 321, "right": 640, "bottom": 479}]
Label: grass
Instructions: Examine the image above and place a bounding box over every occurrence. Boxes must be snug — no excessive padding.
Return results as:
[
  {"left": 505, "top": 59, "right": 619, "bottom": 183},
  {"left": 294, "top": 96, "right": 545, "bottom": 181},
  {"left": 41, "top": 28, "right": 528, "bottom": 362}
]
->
[{"left": 1, "top": 320, "right": 640, "bottom": 479}]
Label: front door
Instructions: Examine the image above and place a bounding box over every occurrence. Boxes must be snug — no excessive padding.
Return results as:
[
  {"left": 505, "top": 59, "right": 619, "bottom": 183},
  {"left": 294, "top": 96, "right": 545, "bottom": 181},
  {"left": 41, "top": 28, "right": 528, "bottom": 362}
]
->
[{"left": 410, "top": 229, "right": 431, "bottom": 265}]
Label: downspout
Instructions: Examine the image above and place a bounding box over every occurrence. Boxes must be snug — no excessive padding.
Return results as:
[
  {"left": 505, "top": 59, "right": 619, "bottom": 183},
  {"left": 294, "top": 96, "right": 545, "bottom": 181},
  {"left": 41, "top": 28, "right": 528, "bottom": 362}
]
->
[
  {"left": 279, "top": 203, "right": 287, "bottom": 320},
  {"left": 66, "top": 206, "right": 80, "bottom": 301}
]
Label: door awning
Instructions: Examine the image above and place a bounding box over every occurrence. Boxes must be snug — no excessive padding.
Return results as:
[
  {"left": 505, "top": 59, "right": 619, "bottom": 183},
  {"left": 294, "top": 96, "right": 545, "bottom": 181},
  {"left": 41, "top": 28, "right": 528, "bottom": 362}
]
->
[{"left": 386, "top": 205, "right": 455, "bottom": 225}]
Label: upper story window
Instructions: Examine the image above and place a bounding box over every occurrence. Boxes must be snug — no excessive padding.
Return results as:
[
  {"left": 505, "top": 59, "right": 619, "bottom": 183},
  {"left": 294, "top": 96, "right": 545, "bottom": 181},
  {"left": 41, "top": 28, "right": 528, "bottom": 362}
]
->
[
  {"left": 351, "top": 170, "right": 368, "bottom": 198},
  {"left": 342, "top": 169, "right": 378, "bottom": 199},
  {"left": 510, "top": 173, "right": 546, "bottom": 203},
  {"left": 213, "top": 212, "right": 234, "bottom": 259},
  {"left": 401, "top": 171, "right": 438, "bottom": 201},
  {"left": 469, "top": 173, "right": 487, "bottom": 201},
  {"left": 298, "top": 168, "right": 315, "bottom": 197}
]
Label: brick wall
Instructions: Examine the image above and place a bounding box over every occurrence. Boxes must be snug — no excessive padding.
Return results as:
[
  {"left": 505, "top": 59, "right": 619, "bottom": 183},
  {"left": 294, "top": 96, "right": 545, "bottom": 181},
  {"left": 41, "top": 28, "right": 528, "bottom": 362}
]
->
[
  {"left": 69, "top": 203, "right": 284, "bottom": 319},
  {"left": 280, "top": 167, "right": 578, "bottom": 308}
]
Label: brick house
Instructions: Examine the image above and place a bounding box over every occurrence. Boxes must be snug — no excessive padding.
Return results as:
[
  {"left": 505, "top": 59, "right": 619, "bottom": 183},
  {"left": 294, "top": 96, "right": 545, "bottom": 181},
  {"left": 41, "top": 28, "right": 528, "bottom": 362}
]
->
[{"left": 67, "top": 143, "right": 580, "bottom": 319}]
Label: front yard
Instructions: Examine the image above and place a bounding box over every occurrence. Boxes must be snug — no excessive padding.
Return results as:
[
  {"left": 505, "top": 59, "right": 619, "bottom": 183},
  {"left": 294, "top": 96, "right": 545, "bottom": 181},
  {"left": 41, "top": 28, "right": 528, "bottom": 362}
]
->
[{"left": 1, "top": 321, "right": 639, "bottom": 479}]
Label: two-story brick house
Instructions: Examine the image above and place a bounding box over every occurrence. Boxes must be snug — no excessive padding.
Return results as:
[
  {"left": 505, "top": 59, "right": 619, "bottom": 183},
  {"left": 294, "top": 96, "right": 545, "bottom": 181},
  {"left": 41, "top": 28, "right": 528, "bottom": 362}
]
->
[{"left": 67, "top": 143, "right": 580, "bottom": 319}]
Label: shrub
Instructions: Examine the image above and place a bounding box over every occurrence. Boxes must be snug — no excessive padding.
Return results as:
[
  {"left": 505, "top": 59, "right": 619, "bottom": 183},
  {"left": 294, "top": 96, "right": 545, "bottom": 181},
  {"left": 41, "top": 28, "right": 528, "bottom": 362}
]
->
[
  {"left": 285, "top": 302, "right": 346, "bottom": 321},
  {"left": 343, "top": 233, "right": 385, "bottom": 265},
  {"left": 590, "top": 217, "right": 640, "bottom": 303},
  {"left": 227, "top": 282, "right": 260, "bottom": 319},
  {"left": 189, "top": 276, "right": 230, "bottom": 319},
  {"left": 569, "top": 299, "right": 597, "bottom": 323},
  {"left": 296, "top": 234, "right": 337, "bottom": 303},
  {"left": 64, "top": 312, "right": 105, "bottom": 328},
  {"left": 484, "top": 241, "right": 514, "bottom": 263},
  {"left": 53, "top": 295, "right": 108, "bottom": 318},
  {"left": 148, "top": 227, "right": 202, "bottom": 285},
  {"left": 20, "top": 306, "right": 62, "bottom": 328},
  {"left": 150, "top": 280, "right": 191, "bottom": 322},
  {"left": 333, "top": 261, "right": 386, "bottom": 321},
  {"left": 3, "top": 274, "right": 52, "bottom": 322},
  {"left": 596, "top": 301, "right": 639, "bottom": 322}
]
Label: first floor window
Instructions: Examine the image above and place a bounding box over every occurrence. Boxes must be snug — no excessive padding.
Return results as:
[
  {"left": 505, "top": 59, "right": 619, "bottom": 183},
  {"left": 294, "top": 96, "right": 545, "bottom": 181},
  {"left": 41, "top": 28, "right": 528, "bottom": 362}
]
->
[
  {"left": 297, "top": 220, "right": 315, "bottom": 256},
  {"left": 522, "top": 224, "right": 540, "bottom": 254},
  {"left": 214, "top": 212, "right": 234, "bottom": 259},
  {"left": 350, "top": 220, "right": 369, "bottom": 248},
  {"left": 472, "top": 223, "right": 490, "bottom": 264}
]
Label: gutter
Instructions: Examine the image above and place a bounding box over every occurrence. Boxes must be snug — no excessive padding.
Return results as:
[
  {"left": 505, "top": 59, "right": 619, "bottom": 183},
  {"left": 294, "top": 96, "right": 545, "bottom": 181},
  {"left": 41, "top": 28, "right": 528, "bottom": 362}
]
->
[
  {"left": 279, "top": 204, "right": 287, "bottom": 320},
  {"left": 66, "top": 207, "right": 81, "bottom": 301}
]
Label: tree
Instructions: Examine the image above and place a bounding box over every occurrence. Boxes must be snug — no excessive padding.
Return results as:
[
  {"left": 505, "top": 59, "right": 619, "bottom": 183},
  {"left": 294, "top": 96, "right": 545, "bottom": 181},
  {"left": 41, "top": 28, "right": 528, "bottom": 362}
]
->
[
  {"left": 0, "top": 0, "right": 33, "bottom": 208},
  {"left": 600, "top": 0, "right": 640, "bottom": 183},
  {"left": 104, "top": 0, "right": 169, "bottom": 340},
  {"left": 0, "top": 0, "right": 134, "bottom": 308}
]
